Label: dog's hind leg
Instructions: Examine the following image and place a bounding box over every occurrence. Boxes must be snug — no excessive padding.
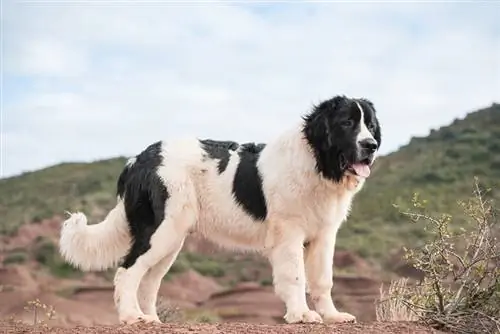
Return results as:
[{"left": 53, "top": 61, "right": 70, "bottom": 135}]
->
[
  {"left": 114, "top": 180, "right": 197, "bottom": 325},
  {"left": 114, "top": 212, "right": 194, "bottom": 324},
  {"left": 137, "top": 237, "right": 185, "bottom": 321}
]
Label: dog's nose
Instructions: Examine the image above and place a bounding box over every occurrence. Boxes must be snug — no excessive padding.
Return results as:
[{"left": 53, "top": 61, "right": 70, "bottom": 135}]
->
[{"left": 359, "top": 138, "right": 378, "bottom": 152}]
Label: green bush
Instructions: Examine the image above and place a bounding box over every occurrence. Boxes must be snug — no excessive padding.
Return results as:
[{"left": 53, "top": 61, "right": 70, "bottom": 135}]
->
[
  {"left": 3, "top": 252, "right": 28, "bottom": 265},
  {"left": 164, "top": 252, "right": 226, "bottom": 278},
  {"left": 34, "top": 239, "right": 82, "bottom": 279},
  {"left": 34, "top": 240, "right": 56, "bottom": 265},
  {"left": 190, "top": 259, "right": 225, "bottom": 278},
  {"left": 260, "top": 277, "right": 273, "bottom": 286}
]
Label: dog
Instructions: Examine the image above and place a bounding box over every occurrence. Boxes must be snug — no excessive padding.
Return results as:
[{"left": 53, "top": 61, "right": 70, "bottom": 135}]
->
[{"left": 59, "top": 94, "right": 381, "bottom": 325}]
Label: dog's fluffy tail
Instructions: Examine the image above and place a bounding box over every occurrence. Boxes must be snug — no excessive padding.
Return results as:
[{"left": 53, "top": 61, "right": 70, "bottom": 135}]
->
[{"left": 59, "top": 202, "right": 131, "bottom": 271}]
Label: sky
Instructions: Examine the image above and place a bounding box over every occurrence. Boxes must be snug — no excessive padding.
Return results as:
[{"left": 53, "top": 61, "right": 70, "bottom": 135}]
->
[{"left": 2, "top": 0, "right": 499, "bottom": 178}]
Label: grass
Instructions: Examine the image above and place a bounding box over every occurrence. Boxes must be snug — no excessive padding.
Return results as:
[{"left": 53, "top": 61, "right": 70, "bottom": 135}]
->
[
  {"left": 376, "top": 277, "right": 418, "bottom": 322},
  {"left": 165, "top": 251, "right": 270, "bottom": 285},
  {"left": 3, "top": 251, "right": 28, "bottom": 265},
  {"left": 167, "top": 252, "right": 225, "bottom": 277},
  {"left": 0, "top": 103, "right": 499, "bottom": 270}
]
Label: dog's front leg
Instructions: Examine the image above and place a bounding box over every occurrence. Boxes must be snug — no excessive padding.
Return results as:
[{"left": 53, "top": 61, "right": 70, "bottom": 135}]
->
[
  {"left": 268, "top": 233, "right": 323, "bottom": 324},
  {"left": 304, "top": 228, "right": 356, "bottom": 323}
]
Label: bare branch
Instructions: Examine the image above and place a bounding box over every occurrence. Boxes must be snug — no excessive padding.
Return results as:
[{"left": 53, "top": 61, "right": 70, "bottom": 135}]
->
[{"left": 381, "top": 180, "right": 500, "bottom": 334}]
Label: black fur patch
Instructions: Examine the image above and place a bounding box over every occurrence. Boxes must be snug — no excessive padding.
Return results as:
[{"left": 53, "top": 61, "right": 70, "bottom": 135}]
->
[
  {"left": 232, "top": 143, "right": 268, "bottom": 221},
  {"left": 116, "top": 141, "right": 169, "bottom": 269},
  {"left": 302, "top": 95, "right": 381, "bottom": 182},
  {"left": 199, "top": 139, "right": 239, "bottom": 174}
]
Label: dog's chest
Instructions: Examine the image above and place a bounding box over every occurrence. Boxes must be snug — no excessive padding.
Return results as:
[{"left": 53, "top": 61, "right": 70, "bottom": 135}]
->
[
  {"left": 329, "top": 193, "right": 354, "bottom": 227},
  {"left": 303, "top": 186, "right": 355, "bottom": 235}
]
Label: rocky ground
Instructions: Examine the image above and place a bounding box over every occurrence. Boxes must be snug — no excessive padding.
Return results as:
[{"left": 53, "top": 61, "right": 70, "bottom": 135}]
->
[
  {"left": 1, "top": 321, "right": 443, "bottom": 334},
  {"left": 0, "top": 217, "right": 429, "bottom": 333}
]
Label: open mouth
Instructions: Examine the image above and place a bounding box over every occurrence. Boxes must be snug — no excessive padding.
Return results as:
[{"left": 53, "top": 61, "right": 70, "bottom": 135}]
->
[{"left": 348, "top": 158, "right": 372, "bottom": 178}]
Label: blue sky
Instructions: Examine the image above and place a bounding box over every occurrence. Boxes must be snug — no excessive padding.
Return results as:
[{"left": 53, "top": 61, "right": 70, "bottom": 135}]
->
[{"left": 2, "top": 1, "right": 499, "bottom": 178}]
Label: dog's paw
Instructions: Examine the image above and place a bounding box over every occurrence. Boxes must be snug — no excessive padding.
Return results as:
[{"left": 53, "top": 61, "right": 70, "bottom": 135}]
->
[
  {"left": 120, "top": 313, "right": 161, "bottom": 325},
  {"left": 139, "top": 314, "right": 161, "bottom": 324},
  {"left": 285, "top": 310, "right": 323, "bottom": 324},
  {"left": 119, "top": 314, "right": 143, "bottom": 325},
  {"left": 323, "top": 311, "right": 356, "bottom": 323}
]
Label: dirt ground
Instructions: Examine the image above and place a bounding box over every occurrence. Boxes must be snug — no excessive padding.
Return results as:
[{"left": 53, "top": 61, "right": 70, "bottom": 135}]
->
[
  {"left": 1, "top": 321, "right": 442, "bottom": 334},
  {"left": 1, "top": 218, "right": 431, "bottom": 334},
  {"left": 0, "top": 220, "right": 392, "bottom": 327}
]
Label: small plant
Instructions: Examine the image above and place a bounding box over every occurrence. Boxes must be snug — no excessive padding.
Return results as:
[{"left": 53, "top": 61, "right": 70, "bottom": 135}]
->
[
  {"left": 259, "top": 277, "right": 273, "bottom": 286},
  {"left": 156, "top": 297, "right": 220, "bottom": 324},
  {"left": 23, "top": 299, "right": 56, "bottom": 325},
  {"left": 156, "top": 297, "right": 184, "bottom": 323},
  {"left": 190, "top": 311, "right": 220, "bottom": 324},
  {"left": 376, "top": 178, "right": 500, "bottom": 334}
]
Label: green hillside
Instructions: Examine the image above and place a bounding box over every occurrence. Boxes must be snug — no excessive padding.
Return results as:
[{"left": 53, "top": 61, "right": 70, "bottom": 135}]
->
[
  {"left": 338, "top": 102, "right": 500, "bottom": 259},
  {"left": 1, "top": 103, "right": 499, "bottom": 263},
  {"left": 0, "top": 158, "right": 127, "bottom": 235}
]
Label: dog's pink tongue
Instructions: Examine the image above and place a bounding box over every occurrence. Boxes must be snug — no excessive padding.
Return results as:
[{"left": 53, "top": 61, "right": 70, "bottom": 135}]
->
[{"left": 352, "top": 163, "right": 371, "bottom": 178}]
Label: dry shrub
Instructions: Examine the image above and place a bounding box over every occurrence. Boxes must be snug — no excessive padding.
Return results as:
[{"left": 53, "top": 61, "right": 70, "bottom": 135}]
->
[
  {"left": 156, "top": 297, "right": 220, "bottom": 324},
  {"left": 376, "top": 178, "right": 500, "bottom": 334},
  {"left": 24, "top": 299, "right": 57, "bottom": 326},
  {"left": 376, "top": 277, "right": 419, "bottom": 322},
  {"left": 156, "top": 297, "right": 184, "bottom": 323}
]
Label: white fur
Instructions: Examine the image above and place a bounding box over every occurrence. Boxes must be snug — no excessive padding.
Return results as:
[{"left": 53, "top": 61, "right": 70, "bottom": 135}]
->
[
  {"left": 59, "top": 203, "right": 130, "bottom": 271},
  {"left": 355, "top": 101, "right": 375, "bottom": 143},
  {"left": 60, "top": 120, "right": 376, "bottom": 325}
]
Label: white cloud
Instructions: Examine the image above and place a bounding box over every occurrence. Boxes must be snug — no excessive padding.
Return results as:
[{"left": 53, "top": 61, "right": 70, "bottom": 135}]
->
[
  {"left": 11, "top": 38, "right": 87, "bottom": 76},
  {"left": 2, "top": 2, "right": 499, "bottom": 177}
]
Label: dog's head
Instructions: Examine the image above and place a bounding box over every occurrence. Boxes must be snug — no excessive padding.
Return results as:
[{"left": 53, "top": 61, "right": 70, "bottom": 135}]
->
[{"left": 302, "top": 95, "right": 382, "bottom": 182}]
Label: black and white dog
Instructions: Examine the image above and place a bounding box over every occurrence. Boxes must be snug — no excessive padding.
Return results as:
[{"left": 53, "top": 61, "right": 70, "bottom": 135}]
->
[{"left": 59, "top": 95, "right": 382, "bottom": 325}]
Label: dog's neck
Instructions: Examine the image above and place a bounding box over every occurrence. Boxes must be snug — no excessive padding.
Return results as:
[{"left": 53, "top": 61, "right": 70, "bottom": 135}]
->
[{"left": 269, "top": 124, "right": 366, "bottom": 196}]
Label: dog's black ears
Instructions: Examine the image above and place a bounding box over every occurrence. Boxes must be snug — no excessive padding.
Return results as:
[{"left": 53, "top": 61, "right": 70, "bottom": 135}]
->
[
  {"left": 302, "top": 95, "right": 351, "bottom": 182},
  {"left": 304, "top": 96, "right": 346, "bottom": 137},
  {"left": 303, "top": 95, "right": 348, "bottom": 150},
  {"left": 315, "top": 95, "right": 347, "bottom": 114},
  {"left": 303, "top": 95, "right": 346, "bottom": 126},
  {"left": 359, "top": 98, "right": 376, "bottom": 111}
]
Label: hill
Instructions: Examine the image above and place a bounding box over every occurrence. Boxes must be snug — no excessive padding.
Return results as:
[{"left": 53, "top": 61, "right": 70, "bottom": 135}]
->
[
  {"left": 339, "top": 102, "right": 500, "bottom": 260},
  {"left": 1, "top": 102, "right": 499, "bottom": 264},
  {"left": 0, "top": 158, "right": 127, "bottom": 235}
]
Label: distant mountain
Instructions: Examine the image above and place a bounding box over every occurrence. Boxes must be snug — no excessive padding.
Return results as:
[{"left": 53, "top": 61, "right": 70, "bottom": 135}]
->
[{"left": 1, "top": 103, "right": 498, "bottom": 263}]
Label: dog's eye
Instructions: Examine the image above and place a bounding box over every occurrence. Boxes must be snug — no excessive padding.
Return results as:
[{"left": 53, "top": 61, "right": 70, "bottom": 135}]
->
[{"left": 341, "top": 120, "right": 354, "bottom": 128}]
